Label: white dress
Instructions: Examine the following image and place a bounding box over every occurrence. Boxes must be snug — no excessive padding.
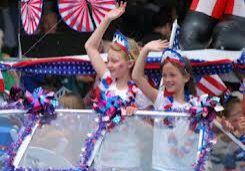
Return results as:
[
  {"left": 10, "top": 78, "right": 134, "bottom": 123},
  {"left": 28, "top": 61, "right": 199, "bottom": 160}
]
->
[
  {"left": 152, "top": 89, "right": 199, "bottom": 171},
  {"left": 93, "top": 70, "right": 152, "bottom": 171}
]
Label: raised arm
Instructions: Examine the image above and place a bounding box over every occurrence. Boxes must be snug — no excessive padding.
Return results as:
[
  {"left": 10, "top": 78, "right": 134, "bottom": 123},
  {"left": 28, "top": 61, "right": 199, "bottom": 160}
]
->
[
  {"left": 132, "top": 40, "right": 169, "bottom": 103},
  {"left": 84, "top": 2, "right": 127, "bottom": 78}
]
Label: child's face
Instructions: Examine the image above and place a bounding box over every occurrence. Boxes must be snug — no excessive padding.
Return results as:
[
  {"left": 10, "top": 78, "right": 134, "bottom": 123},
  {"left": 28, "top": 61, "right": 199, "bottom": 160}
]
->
[
  {"left": 162, "top": 62, "right": 189, "bottom": 94},
  {"left": 107, "top": 48, "right": 131, "bottom": 79},
  {"left": 227, "top": 102, "right": 242, "bottom": 128}
]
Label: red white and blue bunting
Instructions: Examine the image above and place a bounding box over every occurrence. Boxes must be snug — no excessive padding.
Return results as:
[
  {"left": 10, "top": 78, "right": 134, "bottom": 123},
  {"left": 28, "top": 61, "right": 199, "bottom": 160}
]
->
[{"left": 0, "top": 49, "right": 244, "bottom": 87}]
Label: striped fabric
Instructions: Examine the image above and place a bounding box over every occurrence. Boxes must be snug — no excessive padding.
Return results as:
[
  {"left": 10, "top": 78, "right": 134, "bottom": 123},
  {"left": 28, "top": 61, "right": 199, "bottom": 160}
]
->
[
  {"left": 190, "top": 0, "right": 226, "bottom": 19},
  {"left": 0, "top": 71, "right": 4, "bottom": 92},
  {"left": 196, "top": 74, "right": 227, "bottom": 96},
  {"left": 190, "top": 0, "right": 245, "bottom": 19}
]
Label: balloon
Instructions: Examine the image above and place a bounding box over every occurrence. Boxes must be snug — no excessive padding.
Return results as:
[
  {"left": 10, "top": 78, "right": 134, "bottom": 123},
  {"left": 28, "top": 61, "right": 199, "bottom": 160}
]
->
[{"left": 180, "top": 0, "right": 245, "bottom": 50}]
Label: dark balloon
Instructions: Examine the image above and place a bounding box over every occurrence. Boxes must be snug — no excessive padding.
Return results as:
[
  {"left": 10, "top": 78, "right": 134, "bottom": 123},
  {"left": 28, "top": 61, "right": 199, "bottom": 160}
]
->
[
  {"left": 180, "top": 11, "right": 218, "bottom": 50},
  {"left": 212, "top": 15, "right": 245, "bottom": 50}
]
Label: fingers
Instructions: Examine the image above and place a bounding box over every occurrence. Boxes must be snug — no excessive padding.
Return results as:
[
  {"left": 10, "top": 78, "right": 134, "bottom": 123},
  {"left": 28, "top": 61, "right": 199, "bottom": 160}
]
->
[
  {"left": 158, "top": 39, "right": 168, "bottom": 43},
  {"left": 113, "top": 1, "right": 126, "bottom": 18},
  {"left": 238, "top": 117, "right": 245, "bottom": 131},
  {"left": 240, "top": 116, "right": 245, "bottom": 121},
  {"left": 158, "top": 39, "right": 169, "bottom": 45},
  {"left": 157, "top": 40, "right": 169, "bottom": 50},
  {"left": 121, "top": 1, "right": 127, "bottom": 8},
  {"left": 117, "top": 1, "right": 127, "bottom": 10},
  {"left": 221, "top": 118, "right": 234, "bottom": 132},
  {"left": 119, "top": 1, "right": 127, "bottom": 13},
  {"left": 144, "top": 39, "right": 169, "bottom": 52},
  {"left": 126, "top": 106, "right": 137, "bottom": 116}
]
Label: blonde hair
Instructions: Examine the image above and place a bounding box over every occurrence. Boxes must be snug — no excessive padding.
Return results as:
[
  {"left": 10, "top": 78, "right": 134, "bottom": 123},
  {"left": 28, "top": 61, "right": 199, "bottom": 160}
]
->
[
  {"left": 59, "top": 93, "right": 84, "bottom": 109},
  {"left": 110, "top": 38, "right": 139, "bottom": 61}
]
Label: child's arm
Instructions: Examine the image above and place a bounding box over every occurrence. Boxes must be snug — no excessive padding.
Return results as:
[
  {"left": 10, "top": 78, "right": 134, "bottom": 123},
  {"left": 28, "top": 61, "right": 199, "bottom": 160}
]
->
[
  {"left": 132, "top": 40, "right": 168, "bottom": 103},
  {"left": 85, "top": 2, "right": 126, "bottom": 78}
]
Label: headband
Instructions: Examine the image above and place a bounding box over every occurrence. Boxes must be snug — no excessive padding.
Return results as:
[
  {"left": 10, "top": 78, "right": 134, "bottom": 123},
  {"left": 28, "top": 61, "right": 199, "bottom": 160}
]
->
[
  {"left": 112, "top": 31, "right": 130, "bottom": 56},
  {"left": 161, "top": 48, "right": 186, "bottom": 66}
]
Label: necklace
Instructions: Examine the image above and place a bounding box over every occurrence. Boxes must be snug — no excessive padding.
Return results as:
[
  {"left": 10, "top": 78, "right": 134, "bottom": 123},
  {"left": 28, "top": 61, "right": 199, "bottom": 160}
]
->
[{"left": 162, "top": 91, "right": 190, "bottom": 128}]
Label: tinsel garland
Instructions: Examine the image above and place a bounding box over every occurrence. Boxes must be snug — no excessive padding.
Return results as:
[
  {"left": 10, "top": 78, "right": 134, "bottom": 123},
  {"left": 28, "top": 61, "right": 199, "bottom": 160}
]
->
[
  {"left": 1, "top": 86, "right": 58, "bottom": 171},
  {"left": 189, "top": 94, "right": 221, "bottom": 171},
  {"left": 79, "top": 76, "right": 137, "bottom": 170}
]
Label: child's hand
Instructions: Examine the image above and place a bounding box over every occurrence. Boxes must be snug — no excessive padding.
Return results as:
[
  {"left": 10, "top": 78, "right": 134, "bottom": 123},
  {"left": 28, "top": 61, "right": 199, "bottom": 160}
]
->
[
  {"left": 126, "top": 106, "right": 137, "bottom": 116},
  {"left": 144, "top": 39, "right": 169, "bottom": 52},
  {"left": 106, "top": 1, "right": 127, "bottom": 21},
  {"left": 221, "top": 117, "right": 234, "bottom": 132},
  {"left": 237, "top": 117, "right": 245, "bottom": 136}
]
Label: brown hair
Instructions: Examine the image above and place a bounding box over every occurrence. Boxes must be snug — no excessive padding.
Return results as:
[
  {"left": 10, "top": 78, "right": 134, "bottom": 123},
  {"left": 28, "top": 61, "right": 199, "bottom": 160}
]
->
[
  {"left": 59, "top": 92, "right": 84, "bottom": 109},
  {"left": 223, "top": 97, "right": 241, "bottom": 118},
  {"left": 161, "top": 56, "right": 197, "bottom": 96},
  {"left": 110, "top": 38, "right": 139, "bottom": 62}
]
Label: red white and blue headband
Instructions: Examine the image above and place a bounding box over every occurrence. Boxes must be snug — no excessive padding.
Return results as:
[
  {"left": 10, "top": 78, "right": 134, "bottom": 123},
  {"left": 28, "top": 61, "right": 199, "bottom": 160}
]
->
[
  {"left": 161, "top": 48, "right": 186, "bottom": 66},
  {"left": 112, "top": 31, "right": 130, "bottom": 55}
]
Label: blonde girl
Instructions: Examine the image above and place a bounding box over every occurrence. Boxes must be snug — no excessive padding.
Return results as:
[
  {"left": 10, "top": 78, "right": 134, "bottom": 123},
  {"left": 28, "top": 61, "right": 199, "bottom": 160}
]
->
[{"left": 85, "top": 2, "right": 152, "bottom": 171}]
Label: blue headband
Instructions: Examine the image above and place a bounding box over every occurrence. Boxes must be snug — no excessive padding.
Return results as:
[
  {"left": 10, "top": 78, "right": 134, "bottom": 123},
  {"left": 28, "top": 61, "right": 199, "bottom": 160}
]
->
[
  {"left": 161, "top": 48, "right": 186, "bottom": 66},
  {"left": 112, "top": 31, "right": 130, "bottom": 55}
]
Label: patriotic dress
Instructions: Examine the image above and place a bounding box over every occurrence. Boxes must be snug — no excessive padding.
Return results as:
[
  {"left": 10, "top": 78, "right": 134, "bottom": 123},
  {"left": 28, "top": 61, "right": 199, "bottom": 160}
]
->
[
  {"left": 93, "top": 70, "right": 152, "bottom": 171},
  {"left": 152, "top": 88, "right": 199, "bottom": 171}
]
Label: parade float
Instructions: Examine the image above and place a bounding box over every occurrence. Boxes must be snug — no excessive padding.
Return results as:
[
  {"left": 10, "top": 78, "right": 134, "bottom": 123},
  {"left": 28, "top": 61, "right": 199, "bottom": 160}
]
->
[{"left": 0, "top": 0, "right": 244, "bottom": 171}]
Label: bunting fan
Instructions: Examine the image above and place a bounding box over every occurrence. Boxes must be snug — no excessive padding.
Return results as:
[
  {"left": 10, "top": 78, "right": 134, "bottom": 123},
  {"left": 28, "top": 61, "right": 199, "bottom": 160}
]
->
[
  {"left": 21, "top": 0, "right": 43, "bottom": 35},
  {"left": 58, "top": 0, "right": 116, "bottom": 32},
  {"left": 88, "top": 0, "right": 116, "bottom": 27}
]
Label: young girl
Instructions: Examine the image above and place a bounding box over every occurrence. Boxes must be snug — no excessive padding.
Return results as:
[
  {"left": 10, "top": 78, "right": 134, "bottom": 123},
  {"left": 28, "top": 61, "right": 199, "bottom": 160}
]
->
[
  {"left": 85, "top": 2, "right": 154, "bottom": 171},
  {"left": 132, "top": 41, "right": 199, "bottom": 171},
  {"left": 207, "top": 96, "right": 245, "bottom": 171}
]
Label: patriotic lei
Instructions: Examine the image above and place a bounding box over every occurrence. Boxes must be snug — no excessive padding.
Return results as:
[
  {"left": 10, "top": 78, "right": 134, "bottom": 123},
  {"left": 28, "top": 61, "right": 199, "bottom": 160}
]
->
[
  {"left": 162, "top": 90, "right": 190, "bottom": 128},
  {"left": 189, "top": 95, "right": 220, "bottom": 171},
  {"left": 1, "top": 86, "right": 58, "bottom": 171},
  {"left": 79, "top": 75, "right": 137, "bottom": 170},
  {"left": 162, "top": 93, "right": 220, "bottom": 171}
]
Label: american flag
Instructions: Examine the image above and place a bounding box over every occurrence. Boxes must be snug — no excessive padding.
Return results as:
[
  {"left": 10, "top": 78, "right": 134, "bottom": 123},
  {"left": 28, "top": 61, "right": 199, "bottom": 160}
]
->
[
  {"left": 169, "top": 20, "right": 227, "bottom": 96},
  {"left": 196, "top": 74, "right": 227, "bottom": 96},
  {"left": 169, "top": 19, "right": 180, "bottom": 50}
]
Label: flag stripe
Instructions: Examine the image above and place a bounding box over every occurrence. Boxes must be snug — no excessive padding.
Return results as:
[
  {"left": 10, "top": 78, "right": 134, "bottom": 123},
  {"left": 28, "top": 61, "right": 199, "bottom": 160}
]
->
[
  {"left": 199, "top": 78, "right": 223, "bottom": 95},
  {"left": 196, "top": 74, "right": 227, "bottom": 96},
  {"left": 203, "top": 75, "right": 227, "bottom": 91},
  {"left": 0, "top": 71, "right": 4, "bottom": 92},
  {"left": 190, "top": 0, "right": 199, "bottom": 11},
  {"left": 211, "top": 0, "right": 227, "bottom": 19},
  {"left": 196, "top": 81, "right": 216, "bottom": 96}
]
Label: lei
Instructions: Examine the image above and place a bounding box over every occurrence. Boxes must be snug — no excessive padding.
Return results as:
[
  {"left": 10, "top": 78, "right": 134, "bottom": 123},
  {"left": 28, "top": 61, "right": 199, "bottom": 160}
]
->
[
  {"left": 162, "top": 90, "right": 190, "bottom": 128},
  {"left": 189, "top": 95, "right": 220, "bottom": 171},
  {"left": 1, "top": 86, "right": 58, "bottom": 171},
  {"left": 162, "top": 92, "right": 221, "bottom": 171},
  {"left": 79, "top": 75, "right": 137, "bottom": 170}
]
